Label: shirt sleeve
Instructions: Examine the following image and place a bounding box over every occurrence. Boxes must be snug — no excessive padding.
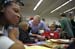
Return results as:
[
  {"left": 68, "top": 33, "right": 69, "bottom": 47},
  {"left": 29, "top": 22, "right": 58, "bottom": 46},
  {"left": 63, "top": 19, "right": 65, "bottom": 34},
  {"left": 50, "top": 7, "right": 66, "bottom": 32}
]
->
[
  {"left": 0, "top": 36, "right": 15, "bottom": 49},
  {"left": 41, "top": 21, "right": 50, "bottom": 31},
  {"left": 59, "top": 19, "right": 65, "bottom": 30}
]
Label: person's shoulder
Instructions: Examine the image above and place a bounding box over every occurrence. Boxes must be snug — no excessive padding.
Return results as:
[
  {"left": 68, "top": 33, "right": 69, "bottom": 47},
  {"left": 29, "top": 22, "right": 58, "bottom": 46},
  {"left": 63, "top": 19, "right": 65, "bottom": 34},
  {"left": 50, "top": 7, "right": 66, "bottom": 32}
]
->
[
  {"left": 62, "top": 17, "right": 68, "bottom": 20},
  {"left": 60, "top": 17, "right": 65, "bottom": 20},
  {"left": 60, "top": 17, "right": 68, "bottom": 22}
]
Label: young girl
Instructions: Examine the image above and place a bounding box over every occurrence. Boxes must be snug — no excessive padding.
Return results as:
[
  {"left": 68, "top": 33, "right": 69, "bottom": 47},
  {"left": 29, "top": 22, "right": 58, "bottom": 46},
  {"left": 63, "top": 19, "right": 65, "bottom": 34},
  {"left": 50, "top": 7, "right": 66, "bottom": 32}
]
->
[
  {"left": 0, "top": 0, "right": 24, "bottom": 49},
  {"left": 42, "top": 24, "right": 60, "bottom": 39}
]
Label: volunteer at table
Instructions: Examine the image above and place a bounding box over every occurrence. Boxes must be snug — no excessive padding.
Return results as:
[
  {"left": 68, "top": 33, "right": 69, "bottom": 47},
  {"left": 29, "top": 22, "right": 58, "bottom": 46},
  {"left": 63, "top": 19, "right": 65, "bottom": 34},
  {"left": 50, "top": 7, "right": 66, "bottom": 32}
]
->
[{"left": 28, "top": 15, "right": 49, "bottom": 39}]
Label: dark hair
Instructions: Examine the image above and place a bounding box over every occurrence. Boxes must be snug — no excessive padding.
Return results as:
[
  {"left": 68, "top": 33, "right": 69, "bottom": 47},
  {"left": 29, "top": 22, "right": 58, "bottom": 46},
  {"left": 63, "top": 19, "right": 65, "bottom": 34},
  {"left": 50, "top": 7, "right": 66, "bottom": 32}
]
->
[
  {"left": 68, "top": 12, "right": 73, "bottom": 17},
  {"left": 42, "top": 18, "right": 45, "bottom": 21},
  {"left": 0, "top": 0, "right": 15, "bottom": 10},
  {"left": 0, "top": 0, "right": 15, "bottom": 25},
  {"left": 60, "top": 13, "right": 66, "bottom": 17}
]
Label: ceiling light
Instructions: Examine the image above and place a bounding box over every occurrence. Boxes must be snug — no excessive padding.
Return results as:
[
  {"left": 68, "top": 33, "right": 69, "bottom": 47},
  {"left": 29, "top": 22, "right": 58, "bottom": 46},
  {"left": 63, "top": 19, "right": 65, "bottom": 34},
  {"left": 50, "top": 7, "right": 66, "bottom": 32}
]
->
[
  {"left": 64, "top": 7, "right": 75, "bottom": 13},
  {"left": 50, "top": 0, "right": 72, "bottom": 13},
  {"left": 33, "top": 0, "right": 43, "bottom": 11}
]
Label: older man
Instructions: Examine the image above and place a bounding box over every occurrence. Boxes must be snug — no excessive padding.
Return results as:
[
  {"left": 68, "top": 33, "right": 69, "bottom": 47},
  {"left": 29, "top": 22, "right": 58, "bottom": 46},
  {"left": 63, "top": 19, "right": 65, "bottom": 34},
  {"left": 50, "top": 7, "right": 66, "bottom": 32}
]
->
[{"left": 28, "top": 15, "right": 49, "bottom": 39}]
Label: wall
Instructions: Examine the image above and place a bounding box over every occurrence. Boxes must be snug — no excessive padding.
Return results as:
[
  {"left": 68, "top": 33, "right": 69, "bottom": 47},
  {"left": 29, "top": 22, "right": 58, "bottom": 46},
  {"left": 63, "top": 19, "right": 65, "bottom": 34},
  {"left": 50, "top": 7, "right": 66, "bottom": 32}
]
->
[
  {"left": 22, "top": 14, "right": 60, "bottom": 25},
  {"left": 42, "top": 16, "right": 60, "bottom": 25}
]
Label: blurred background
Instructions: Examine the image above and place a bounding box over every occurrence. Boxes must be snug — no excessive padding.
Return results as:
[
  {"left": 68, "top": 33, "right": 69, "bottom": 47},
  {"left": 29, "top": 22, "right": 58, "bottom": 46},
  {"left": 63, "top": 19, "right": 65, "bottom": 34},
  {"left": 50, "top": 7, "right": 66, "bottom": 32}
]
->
[{"left": 17, "top": 0, "right": 75, "bottom": 25}]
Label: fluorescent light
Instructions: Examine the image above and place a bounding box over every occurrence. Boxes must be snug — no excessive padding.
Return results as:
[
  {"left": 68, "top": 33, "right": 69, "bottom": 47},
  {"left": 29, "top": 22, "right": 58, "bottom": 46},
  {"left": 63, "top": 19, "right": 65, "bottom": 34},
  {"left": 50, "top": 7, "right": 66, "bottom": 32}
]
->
[
  {"left": 64, "top": 7, "right": 75, "bottom": 13},
  {"left": 33, "top": 0, "right": 43, "bottom": 11},
  {"left": 50, "top": 0, "right": 72, "bottom": 13}
]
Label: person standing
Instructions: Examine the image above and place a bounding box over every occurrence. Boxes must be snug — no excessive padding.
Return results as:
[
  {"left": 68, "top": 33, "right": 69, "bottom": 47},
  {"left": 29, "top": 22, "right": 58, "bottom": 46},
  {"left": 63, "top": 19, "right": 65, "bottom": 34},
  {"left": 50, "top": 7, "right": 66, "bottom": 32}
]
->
[
  {"left": 59, "top": 13, "right": 74, "bottom": 38},
  {"left": 69, "top": 13, "right": 75, "bottom": 37}
]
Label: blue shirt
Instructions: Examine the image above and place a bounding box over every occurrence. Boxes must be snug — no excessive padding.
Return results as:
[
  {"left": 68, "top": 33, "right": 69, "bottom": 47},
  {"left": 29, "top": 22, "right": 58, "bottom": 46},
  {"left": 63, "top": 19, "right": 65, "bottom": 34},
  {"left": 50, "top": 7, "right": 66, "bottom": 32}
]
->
[{"left": 28, "top": 20, "right": 50, "bottom": 34}]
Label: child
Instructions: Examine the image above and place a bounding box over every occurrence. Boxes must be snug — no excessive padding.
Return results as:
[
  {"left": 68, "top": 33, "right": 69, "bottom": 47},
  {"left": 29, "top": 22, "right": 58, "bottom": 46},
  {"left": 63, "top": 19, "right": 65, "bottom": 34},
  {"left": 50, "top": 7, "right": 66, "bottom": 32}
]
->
[
  {"left": 0, "top": 0, "right": 24, "bottom": 49},
  {"left": 19, "top": 21, "right": 37, "bottom": 44},
  {"left": 42, "top": 24, "right": 60, "bottom": 39}
]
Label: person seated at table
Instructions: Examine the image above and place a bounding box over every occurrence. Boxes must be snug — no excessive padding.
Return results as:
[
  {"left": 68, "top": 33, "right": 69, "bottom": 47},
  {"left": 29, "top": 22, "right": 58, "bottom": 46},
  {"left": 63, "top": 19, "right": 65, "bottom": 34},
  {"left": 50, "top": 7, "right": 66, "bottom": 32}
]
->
[
  {"left": 28, "top": 15, "right": 49, "bottom": 40},
  {"left": 0, "top": 0, "right": 25, "bottom": 49},
  {"left": 19, "top": 21, "right": 38, "bottom": 44},
  {"left": 42, "top": 24, "right": 60, "bottom": 39}
]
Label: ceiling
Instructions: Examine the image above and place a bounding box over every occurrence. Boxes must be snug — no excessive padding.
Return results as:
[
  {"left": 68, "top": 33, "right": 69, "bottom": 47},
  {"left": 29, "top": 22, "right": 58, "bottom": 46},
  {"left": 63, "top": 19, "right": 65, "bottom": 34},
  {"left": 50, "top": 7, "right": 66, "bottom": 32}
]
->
[{"left": 21, "top": 0, "right": 75, "bottom": 18}]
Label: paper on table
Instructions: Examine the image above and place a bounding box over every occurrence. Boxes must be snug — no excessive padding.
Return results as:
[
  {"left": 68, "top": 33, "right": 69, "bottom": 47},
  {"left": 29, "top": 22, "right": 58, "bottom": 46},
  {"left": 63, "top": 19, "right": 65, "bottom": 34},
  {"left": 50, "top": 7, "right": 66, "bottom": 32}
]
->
[
  {"left": 58, "top": 39, "right": 70, "bottom": 42},
  {"left": 39, "top": 30, "right": 44, "bottom": 34},
  {"left": 24, "top": 45, "right": 51, "bottom": 49},
  {"left": 50, "top": 39, "right": 58, "bottom": 42},
  {"left": 35, "top": 41, "right": 46, "bottom": 45}
]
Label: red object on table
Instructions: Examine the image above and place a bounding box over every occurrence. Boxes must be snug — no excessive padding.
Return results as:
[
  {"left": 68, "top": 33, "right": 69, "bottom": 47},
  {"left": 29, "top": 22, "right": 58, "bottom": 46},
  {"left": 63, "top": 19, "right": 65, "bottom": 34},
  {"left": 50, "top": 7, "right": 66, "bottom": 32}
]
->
[{"left": 41, "top": 31, "right": 60, "bottom": 39}]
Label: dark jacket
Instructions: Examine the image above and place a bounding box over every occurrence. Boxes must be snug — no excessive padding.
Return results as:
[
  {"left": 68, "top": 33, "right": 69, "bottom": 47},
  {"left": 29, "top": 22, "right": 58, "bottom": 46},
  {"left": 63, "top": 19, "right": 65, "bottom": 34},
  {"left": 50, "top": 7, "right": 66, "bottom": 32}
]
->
[
  {"left": 71, "top": 19, "right": 75, "bottom": 37},
  {"left": 19, "top": 28, "right": 35, "bottom": 44},
  {"left": 59, "top": 17, "right": 74, "bottom": 37}
]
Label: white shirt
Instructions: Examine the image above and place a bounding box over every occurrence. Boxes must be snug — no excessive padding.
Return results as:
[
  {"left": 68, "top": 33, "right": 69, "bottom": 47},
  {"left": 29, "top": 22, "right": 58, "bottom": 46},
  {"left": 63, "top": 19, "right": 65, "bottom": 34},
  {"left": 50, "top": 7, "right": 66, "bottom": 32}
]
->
[
  {"left": 0, "top": 36, "right": 15, "bottom": 49},
  {"left": 0, "top": 27, "right": 15, "bottom": 49}
]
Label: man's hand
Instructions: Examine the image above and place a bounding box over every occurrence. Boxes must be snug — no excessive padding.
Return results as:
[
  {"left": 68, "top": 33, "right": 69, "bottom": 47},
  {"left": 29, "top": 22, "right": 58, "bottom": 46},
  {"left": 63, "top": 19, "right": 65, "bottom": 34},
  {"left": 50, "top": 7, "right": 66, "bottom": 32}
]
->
[{"left": 37, "top": 35, "right": 45, "bottom": 40}]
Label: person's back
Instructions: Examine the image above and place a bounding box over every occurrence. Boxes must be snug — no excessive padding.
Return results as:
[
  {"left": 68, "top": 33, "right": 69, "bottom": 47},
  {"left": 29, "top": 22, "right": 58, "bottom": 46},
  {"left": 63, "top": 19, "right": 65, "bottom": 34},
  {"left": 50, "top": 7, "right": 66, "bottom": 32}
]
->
[
  {"left": 59, "top": 13, "right": 74, "bottom": 38},
  {"left": 71, "top": 17, "right": 75, "bottom": 37}
]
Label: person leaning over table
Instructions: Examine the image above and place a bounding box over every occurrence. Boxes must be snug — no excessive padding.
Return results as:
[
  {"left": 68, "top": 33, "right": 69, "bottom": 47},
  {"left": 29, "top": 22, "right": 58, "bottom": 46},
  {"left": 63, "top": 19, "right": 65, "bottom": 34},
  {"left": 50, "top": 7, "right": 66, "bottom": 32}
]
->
[
  {"left": 0, "top": 0, "right": 25, "bottom": 49},
  {"left": 28, "top": 15, "right": 50, "bottom": 40}
]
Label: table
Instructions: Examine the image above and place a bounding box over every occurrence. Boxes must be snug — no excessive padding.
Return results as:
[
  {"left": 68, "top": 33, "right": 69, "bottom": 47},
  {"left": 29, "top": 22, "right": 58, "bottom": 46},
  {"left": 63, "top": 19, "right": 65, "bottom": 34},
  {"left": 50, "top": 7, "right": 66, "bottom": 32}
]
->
[
  {"left": 24, "top": 45, "right": 51, "bottom": 49},
  {"left": 24, "top": 39, "right": 70, "bottom": 49}
]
